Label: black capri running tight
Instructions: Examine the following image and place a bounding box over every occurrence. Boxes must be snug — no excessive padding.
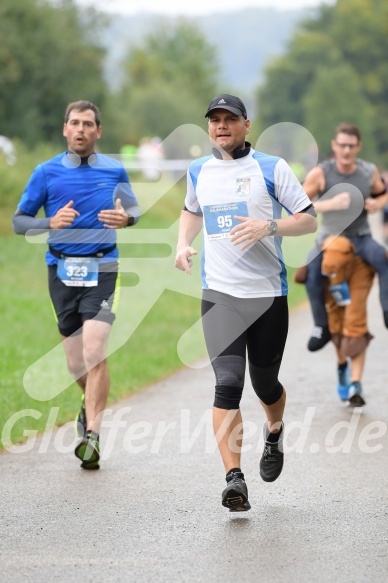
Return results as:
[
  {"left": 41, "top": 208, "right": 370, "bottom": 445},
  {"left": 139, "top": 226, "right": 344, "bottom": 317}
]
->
[{"left": 201, "top": 289, "right": 289, "bottom": 409}]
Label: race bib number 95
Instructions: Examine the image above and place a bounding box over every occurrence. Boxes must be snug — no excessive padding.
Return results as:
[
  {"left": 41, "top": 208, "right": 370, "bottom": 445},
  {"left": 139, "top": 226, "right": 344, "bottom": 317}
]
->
[{"left": 203, "top": 201, "right": 248, "bottom": 240}]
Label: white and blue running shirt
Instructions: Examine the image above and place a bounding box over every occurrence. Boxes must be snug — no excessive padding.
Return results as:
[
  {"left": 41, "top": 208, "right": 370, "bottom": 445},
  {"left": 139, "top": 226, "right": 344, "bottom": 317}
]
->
[{"left": 185, "top": 149, "right": 311, "bottom": 298}]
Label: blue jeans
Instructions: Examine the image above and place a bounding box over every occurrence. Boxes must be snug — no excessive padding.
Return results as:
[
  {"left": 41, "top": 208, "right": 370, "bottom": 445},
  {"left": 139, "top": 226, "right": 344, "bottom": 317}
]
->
[{"left": 305, "top": 235, "right": 388, "bottom": 327}]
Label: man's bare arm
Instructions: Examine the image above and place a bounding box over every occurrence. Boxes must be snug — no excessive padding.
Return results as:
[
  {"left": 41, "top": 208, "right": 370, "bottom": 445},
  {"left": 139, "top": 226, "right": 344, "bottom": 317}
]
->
[
  {"left": 174, "top": 210, "right": 203, "bottom": 275},
  {"left": 303, "top": 166, "right": 351, "bottom": 213}
]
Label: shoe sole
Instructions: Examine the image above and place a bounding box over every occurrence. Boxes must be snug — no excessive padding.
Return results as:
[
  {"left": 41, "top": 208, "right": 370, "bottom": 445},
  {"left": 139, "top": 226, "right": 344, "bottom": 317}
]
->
[
  {"left": 74, "top": 439, "right": 100, "bottom": 467},
  {"left": 348, "top": 393, "right": 366, "bottom": 406},
  {"left": 80, "top": 460, "right": 100, "bottom": 470},
  {"left": 222, "top": 488, "right": 248, "bottom": 510},
  {"left": 229, "top": 501, "right": 251, "bottom": 512}
]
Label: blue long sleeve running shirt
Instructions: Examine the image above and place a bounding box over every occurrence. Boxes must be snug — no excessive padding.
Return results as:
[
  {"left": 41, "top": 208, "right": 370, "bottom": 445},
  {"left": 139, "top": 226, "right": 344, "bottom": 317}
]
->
[{"left": 17, "top": 151, "right": 140, "bottom": 265}]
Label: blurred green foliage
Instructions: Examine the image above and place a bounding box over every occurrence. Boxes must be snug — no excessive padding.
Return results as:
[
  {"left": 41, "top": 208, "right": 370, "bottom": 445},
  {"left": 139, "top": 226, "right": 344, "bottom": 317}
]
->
[
  {"left": 0, "top": 0, "right": 219, "bottom": 152},
  {"left": 257, "top": 0, "right": 388, "bottom": 166},
  {"left": 1, "top": 0, "right": 387, "bottom": 173},
  {"left": 0, "top": 0, "right": 107, "bottom": 146}
]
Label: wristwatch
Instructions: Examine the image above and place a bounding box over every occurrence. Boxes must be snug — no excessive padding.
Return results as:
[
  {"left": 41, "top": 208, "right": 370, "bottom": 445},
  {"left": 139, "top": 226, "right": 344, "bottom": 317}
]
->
[
  {"left": 266, "top": 219, "right": 278, "bottom": 235},
  {"left": 126, "top": 215, "right": 135, "bottom": 227}
]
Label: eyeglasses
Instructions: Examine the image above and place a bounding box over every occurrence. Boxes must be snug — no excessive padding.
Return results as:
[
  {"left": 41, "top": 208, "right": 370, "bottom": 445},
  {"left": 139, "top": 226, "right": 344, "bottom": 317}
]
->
[{"left": 335, "top": 142, "right": 359, "bottom": 150}]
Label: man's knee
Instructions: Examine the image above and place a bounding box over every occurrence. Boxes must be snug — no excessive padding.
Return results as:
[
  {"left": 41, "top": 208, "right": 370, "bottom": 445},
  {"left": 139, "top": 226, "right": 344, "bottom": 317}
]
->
[
  {"left": 212, "top": 355, "right": 245, "bottom": 410},
  {"left": 83, "top": 347, "right": 107, "bottom": 370},
  {"left": 66, "top": 357, "right": 86, "bottom": 380},
  {"left": 357, "top": 240, "right": 388, "bottom": 271},
  {"left": 249, "top": 362, "right": 284, "bottom": 405},
  {"left": 82, "top": 320, "right": 111, "bottom": 368}
]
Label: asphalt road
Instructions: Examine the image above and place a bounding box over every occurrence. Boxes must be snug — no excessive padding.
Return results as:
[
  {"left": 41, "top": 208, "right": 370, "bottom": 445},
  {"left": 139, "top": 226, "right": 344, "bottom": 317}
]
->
[{"left": 1, "top": 227, "right": 388, "bottom": 582}]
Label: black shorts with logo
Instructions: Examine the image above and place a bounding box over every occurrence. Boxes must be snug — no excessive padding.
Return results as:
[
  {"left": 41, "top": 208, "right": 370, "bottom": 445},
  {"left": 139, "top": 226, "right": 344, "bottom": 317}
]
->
[{"left": 48, "top": 262, "right": 119, "bottom": 337}]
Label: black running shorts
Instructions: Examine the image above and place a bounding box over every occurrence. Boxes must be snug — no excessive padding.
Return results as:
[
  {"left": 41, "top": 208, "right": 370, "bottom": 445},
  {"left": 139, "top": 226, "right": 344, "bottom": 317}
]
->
[
  {"left": 48, "top": 262, "right": 119, "bottom": 337},
  {"left": 201, "top": 289, "right": 289, "bottom": 367}
]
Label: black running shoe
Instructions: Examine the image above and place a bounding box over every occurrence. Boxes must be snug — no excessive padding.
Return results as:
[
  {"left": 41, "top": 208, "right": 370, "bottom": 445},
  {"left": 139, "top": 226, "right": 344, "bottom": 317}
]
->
[
  {"left": 307, "top": 326, "right": 331, "bottom": 352},
  {"left": 75, "top": 394, "right": 86, "bottom": 438},
  {"left": 222, "top": 470, "right": 251, "bottom": 512},
  {"left": 260, "top": 422, "right": 284, "bottom": 483},
  {"left": 229, "top": 501, "right": 251, "bottom": 512},
  {"left": 74, "top": 430, "right": 100, "bottom": 470},
  {"left": 348, "top": 381, "right": 366, "bottom": 407}
]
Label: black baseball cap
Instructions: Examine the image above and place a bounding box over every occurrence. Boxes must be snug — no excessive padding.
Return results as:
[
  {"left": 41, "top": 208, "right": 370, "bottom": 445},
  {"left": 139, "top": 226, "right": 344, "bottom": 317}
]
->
[{"left": 205, "top": 94, "right": 247, "bottom": 119}]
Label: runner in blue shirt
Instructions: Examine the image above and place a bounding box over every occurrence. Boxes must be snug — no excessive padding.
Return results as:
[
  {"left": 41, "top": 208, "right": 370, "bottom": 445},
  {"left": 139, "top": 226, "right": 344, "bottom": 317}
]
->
[{"left": 13, "top": 100, "right": 141, "bottom": 470}]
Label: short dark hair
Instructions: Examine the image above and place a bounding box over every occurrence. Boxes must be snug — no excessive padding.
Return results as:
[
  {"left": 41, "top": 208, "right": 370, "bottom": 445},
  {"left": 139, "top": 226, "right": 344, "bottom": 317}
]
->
[
  {"left": 64, "top": 101, "right": 101, "bottom": 127},
  {"left": 335, "top": 123, "right": 361, "bottom": 142}
]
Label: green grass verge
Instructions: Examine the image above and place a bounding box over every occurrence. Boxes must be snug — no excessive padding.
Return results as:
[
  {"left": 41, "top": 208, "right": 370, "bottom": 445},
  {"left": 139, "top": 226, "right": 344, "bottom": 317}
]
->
[{"left": 0, "top": 177, "right": 313, "bottom": 450}]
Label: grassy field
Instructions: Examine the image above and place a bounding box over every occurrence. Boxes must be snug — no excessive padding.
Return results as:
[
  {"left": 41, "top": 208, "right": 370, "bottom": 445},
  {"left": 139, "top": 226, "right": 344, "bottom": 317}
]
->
[{"left": 0, "top": 173, "right": 313, "bottom": 450}]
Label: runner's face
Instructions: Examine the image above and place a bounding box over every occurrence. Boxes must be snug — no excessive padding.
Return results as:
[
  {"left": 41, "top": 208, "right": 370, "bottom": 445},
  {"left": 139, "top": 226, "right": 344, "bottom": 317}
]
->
[
  {"left": 331, "top": 132, "right": 361, "bottom": 167},
  {"left": 208, "top": 109, "right": 250, "bottom": 157},
  {"left": 63, "top": 109, "right": 102, "bottom": 157}
]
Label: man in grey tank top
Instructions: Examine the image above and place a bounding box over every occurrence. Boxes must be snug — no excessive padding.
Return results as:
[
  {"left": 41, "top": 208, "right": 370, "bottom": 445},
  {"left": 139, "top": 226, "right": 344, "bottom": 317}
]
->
[{"left": 302, "top": 123, "right": 388, "bottom": 403}]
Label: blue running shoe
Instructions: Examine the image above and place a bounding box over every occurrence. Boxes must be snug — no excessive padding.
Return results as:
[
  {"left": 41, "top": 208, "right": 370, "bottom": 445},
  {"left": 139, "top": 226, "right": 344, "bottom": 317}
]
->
[
  {"left": 337, "top": 362, "right": 350, "bottom": 401},
  {"left": 348, "top": 381, "right": 366, "bottom": 407}
]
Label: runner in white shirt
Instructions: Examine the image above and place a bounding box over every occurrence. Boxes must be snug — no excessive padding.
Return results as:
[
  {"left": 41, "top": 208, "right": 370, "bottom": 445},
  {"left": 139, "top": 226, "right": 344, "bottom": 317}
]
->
[{"left": 175, "top": 94, "right": 317, "bottom": 512}]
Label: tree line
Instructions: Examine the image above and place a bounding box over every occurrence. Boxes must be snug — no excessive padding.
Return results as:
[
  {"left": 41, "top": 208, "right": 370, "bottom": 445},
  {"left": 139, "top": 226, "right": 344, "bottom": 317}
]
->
[
  {"left": 1, "top": 0, "right": 387, "bottom": 165},
  {"left": 0, "top": 0, "right": 219, "bottom": 153},
  {"left": 256, "top": 0, "right": 388, "bottom": 165}
]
